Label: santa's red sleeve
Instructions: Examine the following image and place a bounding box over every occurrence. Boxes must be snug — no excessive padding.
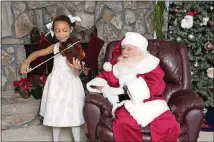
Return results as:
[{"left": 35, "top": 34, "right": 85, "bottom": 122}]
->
[{"left": 139, "top": 65, "right": 166, "bottom": 101}]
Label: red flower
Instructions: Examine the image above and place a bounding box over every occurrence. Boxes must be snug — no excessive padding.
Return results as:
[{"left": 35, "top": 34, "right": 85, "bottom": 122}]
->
[
  {"left": 13, "top": 78, "right": 32, "bottom": 93},
  {"left": 13, "top": 80, "right": 22, "bottom": 87},
  {"left": 20, "top": 79, "right": 32, "bottom": 91},
  {"left": 13, "top": 74, "right": 47, "bottom": 98},
  {"left": 20, "top": 84, "right": 32, "bottom": 92},
  {"left": 29, "top": 75, "right": 40, "bottom": 84}
]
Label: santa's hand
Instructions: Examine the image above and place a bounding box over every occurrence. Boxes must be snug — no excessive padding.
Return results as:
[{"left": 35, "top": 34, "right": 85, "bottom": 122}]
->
[
  {"left": 101, "top": 86, "right": 124, "bottom": 97},
  {"left": 101, "top": 86, "right": 123, "bottom": 106},
  {"left": 119, "top": 73, "right": 137, "bottom": 86}
]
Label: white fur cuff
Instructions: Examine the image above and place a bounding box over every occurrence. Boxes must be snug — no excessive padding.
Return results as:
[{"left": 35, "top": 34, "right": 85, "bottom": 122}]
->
[
  {"left": 86, "top": 78, "right": 109, "bottom": 93},
  {"left": 125, "top": 100, "right": 169, "bottom": 127}
]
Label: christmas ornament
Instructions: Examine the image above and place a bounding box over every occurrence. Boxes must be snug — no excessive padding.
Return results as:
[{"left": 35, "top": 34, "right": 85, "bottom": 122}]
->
[
  {"left": 169, "top": 31, "right": 172, "bottom": 34},
  {"left": 188, "top": 34, "right": 194, "bottom": 40},
  {"left": 204, "top": 41, "right": 213, "bottom": 51},
  {"left": 204, "top": 108, "right": 208, "bottom": 114},
  {"left": 181, "top": 11, "right": 198, "bottom": 29},
  {"left": 172, "top": 8, "right": 178, "bottom": 13},
  {"left": 173, "top": 19, "right": 178, "bottom": 26},
  {"left": 209, "top": 21, "right": 214, "bottom": 26},
  {"left": 200, "top": 17, "right": 209, "bottom": 26},
  {"left": 191, "top": 71, "right": 194, "bottom": 75},
  {"left": 207, "top": 68, "right": 214, "bottom": 78},
  {"left": 210, "top": 6, "right": 213, "bottom": 10},
  {"left": 194, "top": 59, "right": 199, "bottom": 67},
  {"left": 176, "top": 37, "right": 182, "bottom": 42}
]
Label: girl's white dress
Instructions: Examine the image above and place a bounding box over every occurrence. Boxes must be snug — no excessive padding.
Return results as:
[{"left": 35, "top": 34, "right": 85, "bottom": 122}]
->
[{"left": 40, "top": 43, "right": 85, "bottom": 127}]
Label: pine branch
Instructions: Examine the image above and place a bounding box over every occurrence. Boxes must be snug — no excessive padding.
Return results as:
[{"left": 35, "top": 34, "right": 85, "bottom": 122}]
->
[{"left": 151, "top": 1, "right": 166, "bottom": 39}]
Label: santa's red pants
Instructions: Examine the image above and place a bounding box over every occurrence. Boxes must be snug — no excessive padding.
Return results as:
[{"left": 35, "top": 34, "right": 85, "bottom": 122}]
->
[{"left": 112, "top": 106, "right": 180, "bottom": 142}]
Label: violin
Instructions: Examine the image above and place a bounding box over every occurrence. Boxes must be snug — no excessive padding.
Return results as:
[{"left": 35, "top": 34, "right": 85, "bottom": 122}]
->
[
  {"left": 59, "top": 38, "right": 85, "bottom": 64},
  {"left": 59, "top": 38, "right": 89, "bottom": 74},
  {"left": 24, "top": 38, "right": 89, "bottom": 75}
]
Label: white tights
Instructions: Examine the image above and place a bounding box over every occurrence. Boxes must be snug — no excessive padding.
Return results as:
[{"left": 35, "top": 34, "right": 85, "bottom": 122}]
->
[
  {"left": 71, "top": 126, "right": 81, "bottom": 142},
  {"left": 52, "top": 126, "right": 81, "bottom": 142},
  {"left": 53, "top": 127, "right": 61, "bottom": 142}
]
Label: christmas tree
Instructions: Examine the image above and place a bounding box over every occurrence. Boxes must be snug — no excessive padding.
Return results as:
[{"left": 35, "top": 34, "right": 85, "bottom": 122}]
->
[{"left": 167, "top": 2, "right": 214, "bottom": 107}]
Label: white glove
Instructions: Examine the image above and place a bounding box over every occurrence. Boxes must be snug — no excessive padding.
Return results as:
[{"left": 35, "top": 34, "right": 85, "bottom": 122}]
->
[
  {"left": 119, "top": 74, "right": 150, "bottom": 105},
  {"left": 119, "top": 73, "right": 137, "bottom": 86},
  {"left": 101, "top": 86, "right": 124, "bottom": 97},
  {"left": 101, "top": 86, "right": 124, "bottom": 105}
]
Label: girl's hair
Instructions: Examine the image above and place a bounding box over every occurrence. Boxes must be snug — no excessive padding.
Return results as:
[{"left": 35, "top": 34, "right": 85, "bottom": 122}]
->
[{"left": 52, "top": 15, "right": 76, "bottom": 30}]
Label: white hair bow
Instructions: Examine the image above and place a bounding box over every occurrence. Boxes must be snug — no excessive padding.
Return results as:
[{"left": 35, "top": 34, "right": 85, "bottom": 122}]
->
[
  {"left": 45, "top": 15, "right": 81, "bottom": 37},
  {"left": 68, "top": 15, "right": 81, "bottom": 23}
]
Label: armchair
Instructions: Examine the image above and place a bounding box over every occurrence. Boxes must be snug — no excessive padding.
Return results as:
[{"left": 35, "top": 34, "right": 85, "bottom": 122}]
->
[{"left": 83, "top": 40, "right": 204, "bottom": 142}]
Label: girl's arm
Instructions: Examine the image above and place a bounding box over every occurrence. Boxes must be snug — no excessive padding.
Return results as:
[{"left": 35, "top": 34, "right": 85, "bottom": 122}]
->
[{"left": 20, "top": 44, "right": 55, "bottom": 74}]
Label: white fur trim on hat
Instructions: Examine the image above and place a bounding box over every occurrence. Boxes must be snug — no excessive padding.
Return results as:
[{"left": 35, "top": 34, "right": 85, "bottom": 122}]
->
[
  {"left": 121, "top": 32, "right": 148, "bottom": 53},
  {"left": 103, "top": 62, "right": 112, "bottom": 72}
]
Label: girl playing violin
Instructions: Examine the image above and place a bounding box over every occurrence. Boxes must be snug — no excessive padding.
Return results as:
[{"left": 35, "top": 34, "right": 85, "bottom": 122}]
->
[{"left": 20, "top": 15, "right": 85, "bottom": 142}]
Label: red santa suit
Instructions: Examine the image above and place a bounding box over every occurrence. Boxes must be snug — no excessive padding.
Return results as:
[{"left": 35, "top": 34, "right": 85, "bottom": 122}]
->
[{"left": 87, "top": 32, "right": 180, "bottom": 142}]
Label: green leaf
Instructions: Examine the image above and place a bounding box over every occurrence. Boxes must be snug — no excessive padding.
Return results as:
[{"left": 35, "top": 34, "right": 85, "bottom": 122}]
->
[{"left": 151, "top": 1, "right": 166, "bottom": 39}]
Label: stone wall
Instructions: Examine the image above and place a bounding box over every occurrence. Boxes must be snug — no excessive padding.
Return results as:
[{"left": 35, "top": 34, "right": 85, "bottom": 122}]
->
[{"left": 1, "top": 1, "right": 157, "bottom": 91}]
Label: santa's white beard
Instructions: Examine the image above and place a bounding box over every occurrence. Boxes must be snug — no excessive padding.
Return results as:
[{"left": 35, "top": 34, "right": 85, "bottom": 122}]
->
[
  {"left": 115, "top": 55, "right": 142, "bottom": 73},
  {"left": 181, "top": 18, "right": 193, "bottom": 29}
]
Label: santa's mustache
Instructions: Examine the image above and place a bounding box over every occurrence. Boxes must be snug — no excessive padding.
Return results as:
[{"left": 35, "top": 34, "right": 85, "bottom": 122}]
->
[{"left": 117, "top": 54, "right": 130, "bottom": 61}]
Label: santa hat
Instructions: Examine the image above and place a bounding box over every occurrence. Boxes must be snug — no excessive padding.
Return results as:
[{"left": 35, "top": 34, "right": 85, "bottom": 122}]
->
[
  {"left": 121, "top": 32, "right": 148, "bottom": 53},
  {"left": 103, "top": 37, "right": 123, "bottom": 72},
  {"left": 185, "top": 11, "right": 198, "bottom": 18},
  {"left": 103, "top": 32, "right": 148, "bottom": 72}
]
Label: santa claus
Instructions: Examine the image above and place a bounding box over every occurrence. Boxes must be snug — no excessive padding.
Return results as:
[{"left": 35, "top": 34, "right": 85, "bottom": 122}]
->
[
  {"left": 87, "top": 32, "right": 180, "bottom": 141},
  {"left": 181, "top": 11, "right": 197, "bottom": 29}
]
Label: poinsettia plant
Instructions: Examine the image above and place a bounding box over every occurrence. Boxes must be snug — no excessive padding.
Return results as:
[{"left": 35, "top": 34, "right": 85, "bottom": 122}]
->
[
  {"left": 13, "top": 75, "right": 47, "bottom": 99},
  {"left": 13, "top": 78, "right": 32, "bottom": 99}
]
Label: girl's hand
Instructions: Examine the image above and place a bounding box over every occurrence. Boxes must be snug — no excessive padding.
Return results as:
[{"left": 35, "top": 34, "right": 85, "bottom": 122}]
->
[
  {"left": 20, "top": 61, "right": 30, "bottom": 74},
  {"left": 68, "top": 57, "right": 82, "bottom": 70}
]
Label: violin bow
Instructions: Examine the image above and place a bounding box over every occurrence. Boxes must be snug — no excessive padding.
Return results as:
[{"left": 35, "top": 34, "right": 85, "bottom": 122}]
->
[{"left": 25, "top": 40, "right": 80, "bottom": 74}]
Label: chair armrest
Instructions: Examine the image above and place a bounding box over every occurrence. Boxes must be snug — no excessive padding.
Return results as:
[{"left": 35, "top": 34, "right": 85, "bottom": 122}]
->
[
  {"left": 100, "top": 116, "right": 114, "bottom": 131},
  {"left": 168, "top": 89, "right": 204, "bottom": 123},
  {"left": 85, "top": 93, "right": 113, "bottom": 117}
]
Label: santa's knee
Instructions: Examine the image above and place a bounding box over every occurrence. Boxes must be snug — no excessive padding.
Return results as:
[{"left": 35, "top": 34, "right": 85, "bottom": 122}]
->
[
  {"left": 170, "top": 116, "right": 180, "bottom": 134},
  {"left": 173, "top": 122, "right": 180, "bottom": 134},
  {"left": 114, "top": 119, "right": 133, "bottom": 130},
  {"left": 166, "top": 121, "right": 180, "bottom": 139}
]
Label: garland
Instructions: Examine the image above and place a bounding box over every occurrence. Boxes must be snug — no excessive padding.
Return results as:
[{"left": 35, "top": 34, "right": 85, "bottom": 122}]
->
[{"left": 151, "top": 1, "right": 166, "bottom": 39}]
